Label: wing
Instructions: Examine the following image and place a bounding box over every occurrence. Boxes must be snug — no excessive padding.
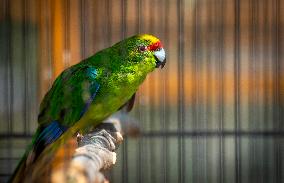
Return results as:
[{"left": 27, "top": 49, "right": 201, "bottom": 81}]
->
[
  {"left": 31, "top": 65, "right": 100, "bottom": 161},
  {"left": 38, "top": 65, "right": 100, "bottom": 126}
]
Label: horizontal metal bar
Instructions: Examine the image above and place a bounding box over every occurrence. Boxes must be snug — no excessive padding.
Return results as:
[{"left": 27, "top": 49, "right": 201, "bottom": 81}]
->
[
  {"left": 142, "top": 131, "right": 284, "bottom": 137},
  {"left": 0, "top": 130, "right": 284, "bottom": 139},
  {"left": 0, "top": 157, "right": 22, "bottom": 160},
  {"left": 0, "top": 174, "right": 11, "bottom": 176},
  {"left": 0, "top": 173, "right": 9, "bottom": 177},
  {"left": 0, "top": 133, "right": 33, "bottom": 139}
]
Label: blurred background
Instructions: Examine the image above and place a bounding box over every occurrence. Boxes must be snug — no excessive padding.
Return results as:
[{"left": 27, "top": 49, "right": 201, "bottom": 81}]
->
[{"left": 0, "top": 0, "right": 283, "bottom": 182}]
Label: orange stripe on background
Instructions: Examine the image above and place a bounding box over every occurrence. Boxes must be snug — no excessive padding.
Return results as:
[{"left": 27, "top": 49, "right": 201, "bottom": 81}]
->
[
  {"left": 140, "top": 69, "right": 281, "bottom": 105},
  {"left": 52, "top": 0, "right": 64, "bottom": 78}
]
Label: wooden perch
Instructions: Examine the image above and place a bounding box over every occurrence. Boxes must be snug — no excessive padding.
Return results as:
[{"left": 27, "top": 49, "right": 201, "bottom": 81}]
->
[
  {"left": 18, "top": 112, "right": 140, "bottom": 183},
  {"left": 52, "top": 128, "right": 123, "bottom": 183},
  {"left": 50, "top": 113, "right": 127, "bottom": 183}
]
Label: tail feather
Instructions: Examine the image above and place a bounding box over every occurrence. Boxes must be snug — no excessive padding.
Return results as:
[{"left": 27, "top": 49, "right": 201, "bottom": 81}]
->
[{"left": 9, "top": 122, "right": 67, "bottom": 183}]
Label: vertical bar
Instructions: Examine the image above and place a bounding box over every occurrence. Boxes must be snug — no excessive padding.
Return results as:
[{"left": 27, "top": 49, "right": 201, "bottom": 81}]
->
[
  {"left": 23, "top": 0, "right": 29, "bottom": 135},
  {"left": 4, "top": 0, "right": 12, "bottom": 174},
  {"left": 205, "top": 1, "right": 212, "bottom": 181},
  {"left": 234, "top": 0, "right": 241, "bottom": 183},
  {"left": 121, "top": 0, "right": 126, "bottom": 39},
  {"left": 25, "top": 0, "right": 32, "bottom": 134},
  {"left": 6, "top": 0, "right": 12, "bottom": 135},
  {"left": 106, "top": 0, "right": 111, "bottom": 46},
  {"left": 121, "top": 1, "right": 128, "bottom": 183},
  {"left": 80, "top": 0, "right": 85, "bottom": 59},
  {"left": 218, "top": 0, "right": 225, "bottom": 183},
  {"left": 156, "top": 0, "right": 164, "bottom": 181},
  {"left": 38, "top": 0, "right": 53, "bottom": 93},
  {"left": 248, "top": 0, "right": 257, "bottom": 181},
  {"left": 177, "top": 0, "right": 184, "bottom": 182},
  {"left": 106, "top": 0, "right": 113, "bottom": 181},
  {"left": 64, "top": 0, "right": 70, "bottom": 68},
  {"left": 136, "top": 1, "right": 144, "bottom": 182},
  {"left": 262, "top": 0, "right": 269, "bottom": 182},
  {"left": 162, "top": 1, "right": 169, "bottom": 182},
  {"left": 46, "top": 1, "right": 54, "bottom": 175},
  {"left": 67, "top": 0, "right": 80, "bottom": 66},
  {"left": 63, "top": 0, "right": 68, "bottom": 168},
  {"left": 52, "top": 0, "right": 64, "bottom": 77},
  {"left": 274, "top": 0, "right": 281, "bottom": 182},
  {"left": 149, "top": 1, "right": 156, "bottom": 182},
  {"left": 137, "top": 0, "right": 140, "bottom": 34},
  {"left": 136, "top": 0, "right": 142, "bottom": 181},
  {"left": 193, "top": 0, "right": 199, "bottom": 182},
  {"left": 48, "top": 0, "right": 53, "bottom": 87}
]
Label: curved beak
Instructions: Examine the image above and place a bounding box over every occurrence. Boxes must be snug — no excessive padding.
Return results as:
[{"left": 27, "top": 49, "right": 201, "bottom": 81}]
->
[{"left": 154, "top": 48, "right": 166, "bottom": 69}]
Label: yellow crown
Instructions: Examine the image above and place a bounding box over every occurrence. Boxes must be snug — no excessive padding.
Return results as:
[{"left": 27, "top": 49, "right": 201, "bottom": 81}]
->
[{"left": 139, "top": 34, "right": 160, "bottom": 44}]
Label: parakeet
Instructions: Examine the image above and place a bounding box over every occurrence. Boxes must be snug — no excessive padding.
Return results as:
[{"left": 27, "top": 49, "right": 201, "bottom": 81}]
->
[{"left": 10, "top": 34, "right": 166, "bottom": 182}]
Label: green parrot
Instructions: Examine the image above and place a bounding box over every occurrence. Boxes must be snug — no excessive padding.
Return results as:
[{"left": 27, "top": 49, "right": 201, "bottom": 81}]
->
[{"left": 10, "top": 34, "right": 166, "bottom": 182}]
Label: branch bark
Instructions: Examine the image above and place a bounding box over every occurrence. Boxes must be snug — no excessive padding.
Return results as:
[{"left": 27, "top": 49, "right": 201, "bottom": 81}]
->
[
  {"left": 64, "top": 131, "right": 123, "bottom": 182},
  {"left": 51, "top": 114, "right": 125, "bottom": 183}
]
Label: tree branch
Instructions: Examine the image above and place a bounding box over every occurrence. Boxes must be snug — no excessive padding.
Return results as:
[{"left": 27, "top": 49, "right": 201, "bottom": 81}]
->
[{"left": 50, "top": 112, "right": 139, "bottom": 183}]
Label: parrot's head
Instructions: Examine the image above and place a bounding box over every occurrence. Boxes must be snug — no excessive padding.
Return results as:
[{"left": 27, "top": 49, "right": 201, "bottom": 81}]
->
[{"left": 112, "top": 34, "right": 166, "bottom": 71}]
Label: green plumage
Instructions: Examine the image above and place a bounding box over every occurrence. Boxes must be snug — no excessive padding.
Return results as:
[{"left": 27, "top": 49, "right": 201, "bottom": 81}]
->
[
  {"left": 10, "top": 34, "right": 165, "bottom": 182},
  {"left": 39, "top": 34, "right": 157, "bottom": 129}
]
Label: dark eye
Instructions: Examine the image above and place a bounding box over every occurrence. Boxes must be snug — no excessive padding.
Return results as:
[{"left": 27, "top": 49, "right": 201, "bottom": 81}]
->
[{"left": 138, "top": 45, "right": 147, "bottom": 52}]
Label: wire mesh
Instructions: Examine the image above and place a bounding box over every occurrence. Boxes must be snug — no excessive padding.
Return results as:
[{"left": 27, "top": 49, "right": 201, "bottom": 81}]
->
[{"left": 0, "top": 0, "right": 283, "bottom": 182}]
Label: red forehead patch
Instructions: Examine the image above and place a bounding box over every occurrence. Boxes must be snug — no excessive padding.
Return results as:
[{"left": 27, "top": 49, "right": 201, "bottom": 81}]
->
[{"left": 147, "top": 41, "right": 163, "bottom": 51}]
